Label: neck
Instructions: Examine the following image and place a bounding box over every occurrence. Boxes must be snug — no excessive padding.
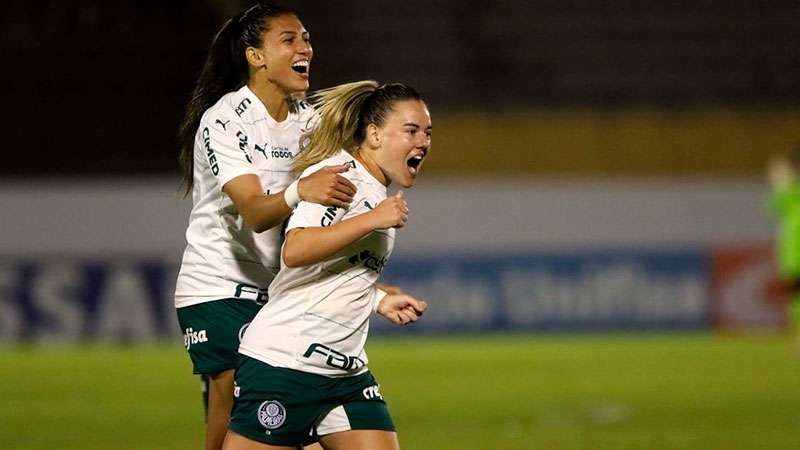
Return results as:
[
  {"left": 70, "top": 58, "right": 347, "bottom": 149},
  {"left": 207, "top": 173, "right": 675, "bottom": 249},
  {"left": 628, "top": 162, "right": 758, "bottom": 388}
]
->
[
  {"left": 354, "top": 148, "right": 389, "bottom": 186},
  {"left": 247, "top": 80, "right": 290, "bottom": 122}
]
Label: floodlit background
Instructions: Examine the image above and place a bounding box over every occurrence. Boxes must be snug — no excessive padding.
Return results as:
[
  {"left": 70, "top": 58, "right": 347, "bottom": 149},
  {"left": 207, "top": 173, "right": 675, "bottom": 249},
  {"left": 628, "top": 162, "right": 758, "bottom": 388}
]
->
[{"left": 1, "top": 1, "right": 799, "bottom": 449}]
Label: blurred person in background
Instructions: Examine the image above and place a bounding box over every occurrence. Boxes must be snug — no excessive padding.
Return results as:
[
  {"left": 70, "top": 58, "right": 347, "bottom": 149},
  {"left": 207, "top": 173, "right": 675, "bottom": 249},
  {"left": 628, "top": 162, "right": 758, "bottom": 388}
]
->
[
  {"left": 174, "top": 3, "right": 357, "bottom": 450},
  {"left": 223, "top": 81, "right": 430, "bottom": 450},
  {"left": 767, "top": 143, "right": 800, "bottom": 342}
]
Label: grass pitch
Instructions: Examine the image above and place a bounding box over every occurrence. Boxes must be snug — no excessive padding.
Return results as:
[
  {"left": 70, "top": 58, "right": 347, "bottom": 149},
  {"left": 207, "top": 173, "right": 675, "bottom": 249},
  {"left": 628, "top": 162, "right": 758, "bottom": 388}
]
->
[{"left": 1, "top": 333, "right": 798, "bottom": 450}]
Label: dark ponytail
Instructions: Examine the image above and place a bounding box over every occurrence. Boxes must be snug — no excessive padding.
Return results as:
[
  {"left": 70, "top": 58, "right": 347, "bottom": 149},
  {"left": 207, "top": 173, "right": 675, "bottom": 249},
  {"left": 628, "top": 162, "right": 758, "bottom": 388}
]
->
[{"left": 178, "top": 3, "right": 295, "bottom": 195}]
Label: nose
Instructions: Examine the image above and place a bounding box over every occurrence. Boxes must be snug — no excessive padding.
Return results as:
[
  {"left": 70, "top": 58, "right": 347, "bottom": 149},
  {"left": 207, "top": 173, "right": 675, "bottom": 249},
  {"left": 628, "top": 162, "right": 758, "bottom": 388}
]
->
[
  {"left": 418, "top": 133, "right": 431, "bottom": 149},
  {"left": 298, "top": 42, "right": 312, "bottom": 57}
]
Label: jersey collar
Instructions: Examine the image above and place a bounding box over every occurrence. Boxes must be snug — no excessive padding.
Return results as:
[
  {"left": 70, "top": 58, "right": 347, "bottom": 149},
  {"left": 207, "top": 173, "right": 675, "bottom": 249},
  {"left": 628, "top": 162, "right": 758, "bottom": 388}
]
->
[{"left": 240, "top": 85, "right": 296, "bottom": 127}]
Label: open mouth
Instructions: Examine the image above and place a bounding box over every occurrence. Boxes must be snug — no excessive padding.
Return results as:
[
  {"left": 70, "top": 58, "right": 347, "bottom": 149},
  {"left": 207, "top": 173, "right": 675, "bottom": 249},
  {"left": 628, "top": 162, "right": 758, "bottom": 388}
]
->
[
  {"left": 406, "top": 152, "right": 425, "bottom": 175},
  {"left": 291, "top": 60, "right": 309, "bottom": 74}
]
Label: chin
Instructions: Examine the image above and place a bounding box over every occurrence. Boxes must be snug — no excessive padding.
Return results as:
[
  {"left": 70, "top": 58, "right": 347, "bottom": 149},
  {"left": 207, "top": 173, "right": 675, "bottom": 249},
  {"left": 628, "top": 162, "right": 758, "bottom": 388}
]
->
[
  {"left": 288, "top": 83, "right": 309, "bottom": 94},
  {"left": 398, "top": 178, "right": 416, "bottom": 188}
]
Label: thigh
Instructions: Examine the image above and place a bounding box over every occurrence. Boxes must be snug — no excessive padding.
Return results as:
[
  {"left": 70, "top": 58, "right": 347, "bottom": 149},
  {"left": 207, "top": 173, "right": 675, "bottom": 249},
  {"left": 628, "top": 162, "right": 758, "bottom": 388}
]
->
[
  {"left": 318, "top": 430, "right": 399, "bottom": 450},
  {"left": 208, "top": 369, "right": 236, "bottom": 407},
  {"left": 222, "top": 430, "right": 298, "bottom": 450},
  {"left": 177, "top": 298, "right": 262, "bottom": 375}
]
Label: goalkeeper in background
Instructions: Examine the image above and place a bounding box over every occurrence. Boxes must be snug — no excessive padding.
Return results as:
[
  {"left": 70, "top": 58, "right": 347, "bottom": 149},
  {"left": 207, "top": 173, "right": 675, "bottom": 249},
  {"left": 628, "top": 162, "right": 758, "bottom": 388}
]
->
[{"left": 768, "top": 144, "right": 800, "bottom": 339}]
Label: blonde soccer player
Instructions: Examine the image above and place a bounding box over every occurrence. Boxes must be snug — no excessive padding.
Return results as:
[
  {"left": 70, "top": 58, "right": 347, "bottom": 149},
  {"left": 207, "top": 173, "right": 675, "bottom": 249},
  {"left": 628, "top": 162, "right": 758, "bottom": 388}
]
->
[
  {"left": 174, "top": 4, "right": 357, "bottom": 450},
  {"left": 223, "top": 81, "right": 431, "bottom": 450}
]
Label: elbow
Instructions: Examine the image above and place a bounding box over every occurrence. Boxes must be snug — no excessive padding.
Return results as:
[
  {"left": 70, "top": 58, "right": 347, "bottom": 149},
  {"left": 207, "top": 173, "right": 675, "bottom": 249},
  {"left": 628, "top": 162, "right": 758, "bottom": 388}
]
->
[
  {"left": 242, "top": 214, "right": 276, "bottom": 233},
  {"left": 282, "top": 249, "right": 303, "bottom": 268},
  {"left": 282, "top": 238, "right": 311, "bottom": 268},
  {"left": 251, "top": 223, "right": 270, "bottom": 233},
  {"left": 281, "top": 241, "right": 300, "bottom": 268}
]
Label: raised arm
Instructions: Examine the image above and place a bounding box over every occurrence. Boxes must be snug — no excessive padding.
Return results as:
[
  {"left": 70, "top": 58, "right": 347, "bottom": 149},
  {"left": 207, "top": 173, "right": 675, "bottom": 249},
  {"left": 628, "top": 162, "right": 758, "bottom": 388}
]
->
[
  {"left": 283, "top": 191, "right": 408, "bottom": 267},
  {"left": 223, "top": 164, "right": 357, "bottom": 233}
]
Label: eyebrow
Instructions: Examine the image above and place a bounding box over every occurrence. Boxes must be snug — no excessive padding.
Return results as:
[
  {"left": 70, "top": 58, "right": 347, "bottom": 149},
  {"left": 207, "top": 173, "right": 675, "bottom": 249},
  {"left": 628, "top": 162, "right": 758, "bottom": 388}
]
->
[
  {"left": 403, "top": 123, "right": 433, "bottom": 130},
  {"left": 279, "top": 30, "right": 310, "bottom": 37}
]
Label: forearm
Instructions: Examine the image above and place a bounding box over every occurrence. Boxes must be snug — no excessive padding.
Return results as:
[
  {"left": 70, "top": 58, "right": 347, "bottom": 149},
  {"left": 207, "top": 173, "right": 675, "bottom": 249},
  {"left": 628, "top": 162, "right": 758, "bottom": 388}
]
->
[
  {"left": 283, "top": 214, "right": 376, "bottom": 267},
  {"left": 237, "top": 191, "right": 293, "bottom": 233}
]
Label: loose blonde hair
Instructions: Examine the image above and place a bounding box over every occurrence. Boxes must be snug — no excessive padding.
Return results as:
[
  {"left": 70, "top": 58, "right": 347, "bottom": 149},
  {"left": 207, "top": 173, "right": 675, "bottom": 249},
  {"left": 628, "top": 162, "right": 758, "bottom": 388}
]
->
[
  {"left": 293, "top": 80, "right": 423, "bottom": 173},
  {"left": 293, "top": 80, "right": 378, "bottom": 173}
]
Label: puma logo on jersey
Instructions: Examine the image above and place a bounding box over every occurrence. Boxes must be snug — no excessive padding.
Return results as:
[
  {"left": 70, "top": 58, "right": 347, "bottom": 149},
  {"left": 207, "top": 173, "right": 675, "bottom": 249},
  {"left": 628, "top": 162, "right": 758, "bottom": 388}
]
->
[
  {"left": 215, "top": 118, "right": 230, "bottom": 130},
  {"left": 348, "top": 249, "right": 386, "bottom": 274},
  {"left": 303, "top": 343, "right": 365, "bottom": 371},
  {"left": 183, "top": 327, "right": 208, "bottom": 350},
  {"left": 235, "top": 98, "right": 252, "bottom": 117},
  {"left": 255, "top": 143, "right": 268, "bottom": 158}
]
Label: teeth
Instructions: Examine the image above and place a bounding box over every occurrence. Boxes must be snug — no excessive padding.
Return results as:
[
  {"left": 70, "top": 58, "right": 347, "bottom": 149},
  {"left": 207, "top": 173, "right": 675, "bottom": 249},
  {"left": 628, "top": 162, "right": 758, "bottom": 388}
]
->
[{"left": 292, "top": 61, "right": 309, "bottom": 68}]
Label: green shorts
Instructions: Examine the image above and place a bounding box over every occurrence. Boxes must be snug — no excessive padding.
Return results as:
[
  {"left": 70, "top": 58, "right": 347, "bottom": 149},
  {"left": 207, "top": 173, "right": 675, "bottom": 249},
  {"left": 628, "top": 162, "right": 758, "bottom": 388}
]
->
[
  {"left": 229, "top": 356, "right": 395, "bottom": 447},
  {"left": 176, "top": 298, "right": 263, "bottom": 375}
]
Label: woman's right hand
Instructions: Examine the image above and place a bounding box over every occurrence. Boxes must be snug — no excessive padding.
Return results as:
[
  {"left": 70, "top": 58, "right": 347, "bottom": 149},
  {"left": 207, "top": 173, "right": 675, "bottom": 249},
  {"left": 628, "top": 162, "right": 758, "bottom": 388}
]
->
[
  {"left": 369, "top": 191, "right": 409, "bottom": 229},
  {"left": 297, "top": 163, "right": 357, "bottom": 208}
]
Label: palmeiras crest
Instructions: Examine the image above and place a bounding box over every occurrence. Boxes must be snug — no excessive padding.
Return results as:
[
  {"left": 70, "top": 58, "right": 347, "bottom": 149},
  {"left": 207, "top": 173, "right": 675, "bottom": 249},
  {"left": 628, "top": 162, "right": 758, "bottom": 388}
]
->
[{"left": 257, "top": 400, "right": 286, "bottom": 430}]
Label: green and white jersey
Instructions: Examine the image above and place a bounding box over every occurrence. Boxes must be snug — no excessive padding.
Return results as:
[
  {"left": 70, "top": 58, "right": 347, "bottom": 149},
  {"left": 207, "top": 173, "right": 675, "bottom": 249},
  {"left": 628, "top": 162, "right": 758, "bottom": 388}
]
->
[
  {"left": 175, "top": 85, "right": 316, "bottom": 308},
  {"left": 239, "top": 150, "right": 395, "bottom": 377}
]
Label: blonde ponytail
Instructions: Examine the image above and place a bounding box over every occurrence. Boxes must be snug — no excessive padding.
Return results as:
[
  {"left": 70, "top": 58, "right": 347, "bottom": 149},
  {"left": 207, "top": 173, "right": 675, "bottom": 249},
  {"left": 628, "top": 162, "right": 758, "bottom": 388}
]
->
[{"left": 293, "top": 80, "right": 378, "bottom": 173}]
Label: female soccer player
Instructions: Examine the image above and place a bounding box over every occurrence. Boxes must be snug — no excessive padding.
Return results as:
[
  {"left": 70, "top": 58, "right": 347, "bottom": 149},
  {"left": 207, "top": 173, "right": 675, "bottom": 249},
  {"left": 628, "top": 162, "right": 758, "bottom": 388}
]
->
[
  {"left": 174, "top": 4, "right": 357, "bottom": 450},
  {"left": 768, "top": 146, "right": 800, "bottom": 337},
  {"left": 223, "top": 81, "right": 431, "bottom": 450}
]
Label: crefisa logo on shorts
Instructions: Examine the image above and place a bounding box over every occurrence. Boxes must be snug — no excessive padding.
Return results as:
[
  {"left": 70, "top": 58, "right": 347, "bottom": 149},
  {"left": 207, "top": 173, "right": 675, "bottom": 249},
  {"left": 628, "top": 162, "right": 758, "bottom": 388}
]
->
[
  {"left": 183, "top": 327, "right": 208, "bottom": 350},
  {"left": 258, "top": 400, "right": 286, "bottom": 432}
]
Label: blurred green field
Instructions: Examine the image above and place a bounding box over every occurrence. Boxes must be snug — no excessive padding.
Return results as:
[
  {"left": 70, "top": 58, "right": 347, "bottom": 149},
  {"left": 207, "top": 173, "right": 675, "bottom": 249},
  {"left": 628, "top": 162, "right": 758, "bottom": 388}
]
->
[{"left": 2, "top": 333, "right": 799, "bottom": 450}]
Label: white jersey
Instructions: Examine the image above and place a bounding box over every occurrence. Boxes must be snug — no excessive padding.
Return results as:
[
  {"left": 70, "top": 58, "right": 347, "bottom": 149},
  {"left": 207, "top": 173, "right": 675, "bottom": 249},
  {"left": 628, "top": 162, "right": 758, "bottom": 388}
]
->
[
  {"left": 239, "top": 150, "right": 395, "bottom": 377},
  {"left": 174, "top": 85, "right": 316, "bottom": 308}
]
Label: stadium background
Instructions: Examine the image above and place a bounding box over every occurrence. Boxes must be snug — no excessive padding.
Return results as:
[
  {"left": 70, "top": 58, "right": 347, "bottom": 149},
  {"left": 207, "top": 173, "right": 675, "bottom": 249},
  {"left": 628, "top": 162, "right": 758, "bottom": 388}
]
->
[{"left": 1, "top": 1, "right": 799, "bottom": 449}]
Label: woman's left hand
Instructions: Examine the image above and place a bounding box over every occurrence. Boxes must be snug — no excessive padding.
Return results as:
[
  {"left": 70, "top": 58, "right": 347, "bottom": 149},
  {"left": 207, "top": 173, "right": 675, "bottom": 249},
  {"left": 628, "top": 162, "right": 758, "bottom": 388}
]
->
[{"left": 376, "top": 293, "right": 428, "bottom": 325}]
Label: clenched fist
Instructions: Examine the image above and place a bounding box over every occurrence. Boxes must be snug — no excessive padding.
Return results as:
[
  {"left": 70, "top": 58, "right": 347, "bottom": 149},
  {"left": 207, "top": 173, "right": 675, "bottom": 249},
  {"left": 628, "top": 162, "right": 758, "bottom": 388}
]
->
[
  {"left": 377, "top": 293, "right": 428, "bottom": 325},
  {"left": 369, "top": 191, "right": 409, "bottom": 229}
]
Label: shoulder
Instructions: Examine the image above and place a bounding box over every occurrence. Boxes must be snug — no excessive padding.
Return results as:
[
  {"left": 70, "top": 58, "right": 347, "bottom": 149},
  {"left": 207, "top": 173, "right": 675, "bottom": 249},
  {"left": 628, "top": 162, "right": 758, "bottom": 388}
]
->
[
  {"left": 199, "top": 91, "right": 245, "bottom": 132},
  {"left": 300, "top": 151, "right": 359, "bottom": 179},
  {"left": 200, "top": 86, "right": 259, "bottom": 130},
  {"left": 292, "top": 100, "right": 319, "bottom": 132}
]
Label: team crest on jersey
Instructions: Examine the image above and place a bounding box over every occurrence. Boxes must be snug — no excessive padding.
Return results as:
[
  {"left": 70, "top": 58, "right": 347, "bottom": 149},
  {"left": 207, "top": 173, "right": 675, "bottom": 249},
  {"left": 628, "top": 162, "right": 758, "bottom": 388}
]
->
[{"left": 257, "top": 400, "right": 286, "bottom": 430}]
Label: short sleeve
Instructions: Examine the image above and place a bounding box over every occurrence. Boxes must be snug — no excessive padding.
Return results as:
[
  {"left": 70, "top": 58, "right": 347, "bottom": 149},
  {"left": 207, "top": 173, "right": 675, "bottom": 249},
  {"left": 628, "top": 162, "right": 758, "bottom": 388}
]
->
[
  {"left": 286, "top": 162, "right": 360, "bottom": 230},
  {"left": 195, "top": 115, "right": 257, "bottom": 191},
  {"left": 287, "top": 200, "right": 348, "bottom": 231}
]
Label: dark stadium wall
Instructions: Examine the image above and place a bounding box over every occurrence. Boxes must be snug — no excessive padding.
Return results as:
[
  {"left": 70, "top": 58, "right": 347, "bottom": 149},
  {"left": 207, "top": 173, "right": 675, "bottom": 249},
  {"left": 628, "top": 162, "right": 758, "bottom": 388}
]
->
[{"left": 2, "top": 1, "right": 799, "bottom": 177}]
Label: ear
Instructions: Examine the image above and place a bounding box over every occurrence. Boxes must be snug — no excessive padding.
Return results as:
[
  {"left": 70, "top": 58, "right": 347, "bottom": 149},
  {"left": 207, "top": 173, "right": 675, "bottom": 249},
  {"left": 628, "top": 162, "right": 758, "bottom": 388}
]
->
[
  {"left": 245, "top": 46, "right": 265, "bottom": 69},
  {"left": 366, "top": 123, "right": 381, "bottom": 149}
]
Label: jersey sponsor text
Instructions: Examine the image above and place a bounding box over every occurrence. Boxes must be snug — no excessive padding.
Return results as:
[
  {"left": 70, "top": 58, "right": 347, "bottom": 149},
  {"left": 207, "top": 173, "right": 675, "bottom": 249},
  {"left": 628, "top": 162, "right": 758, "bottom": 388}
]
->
[
  {"left": 201, "top": 127, "right": 220, "bottom": 175},
  {"left": 303, "top": 343, "right": 366, "bottom": 371}
]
